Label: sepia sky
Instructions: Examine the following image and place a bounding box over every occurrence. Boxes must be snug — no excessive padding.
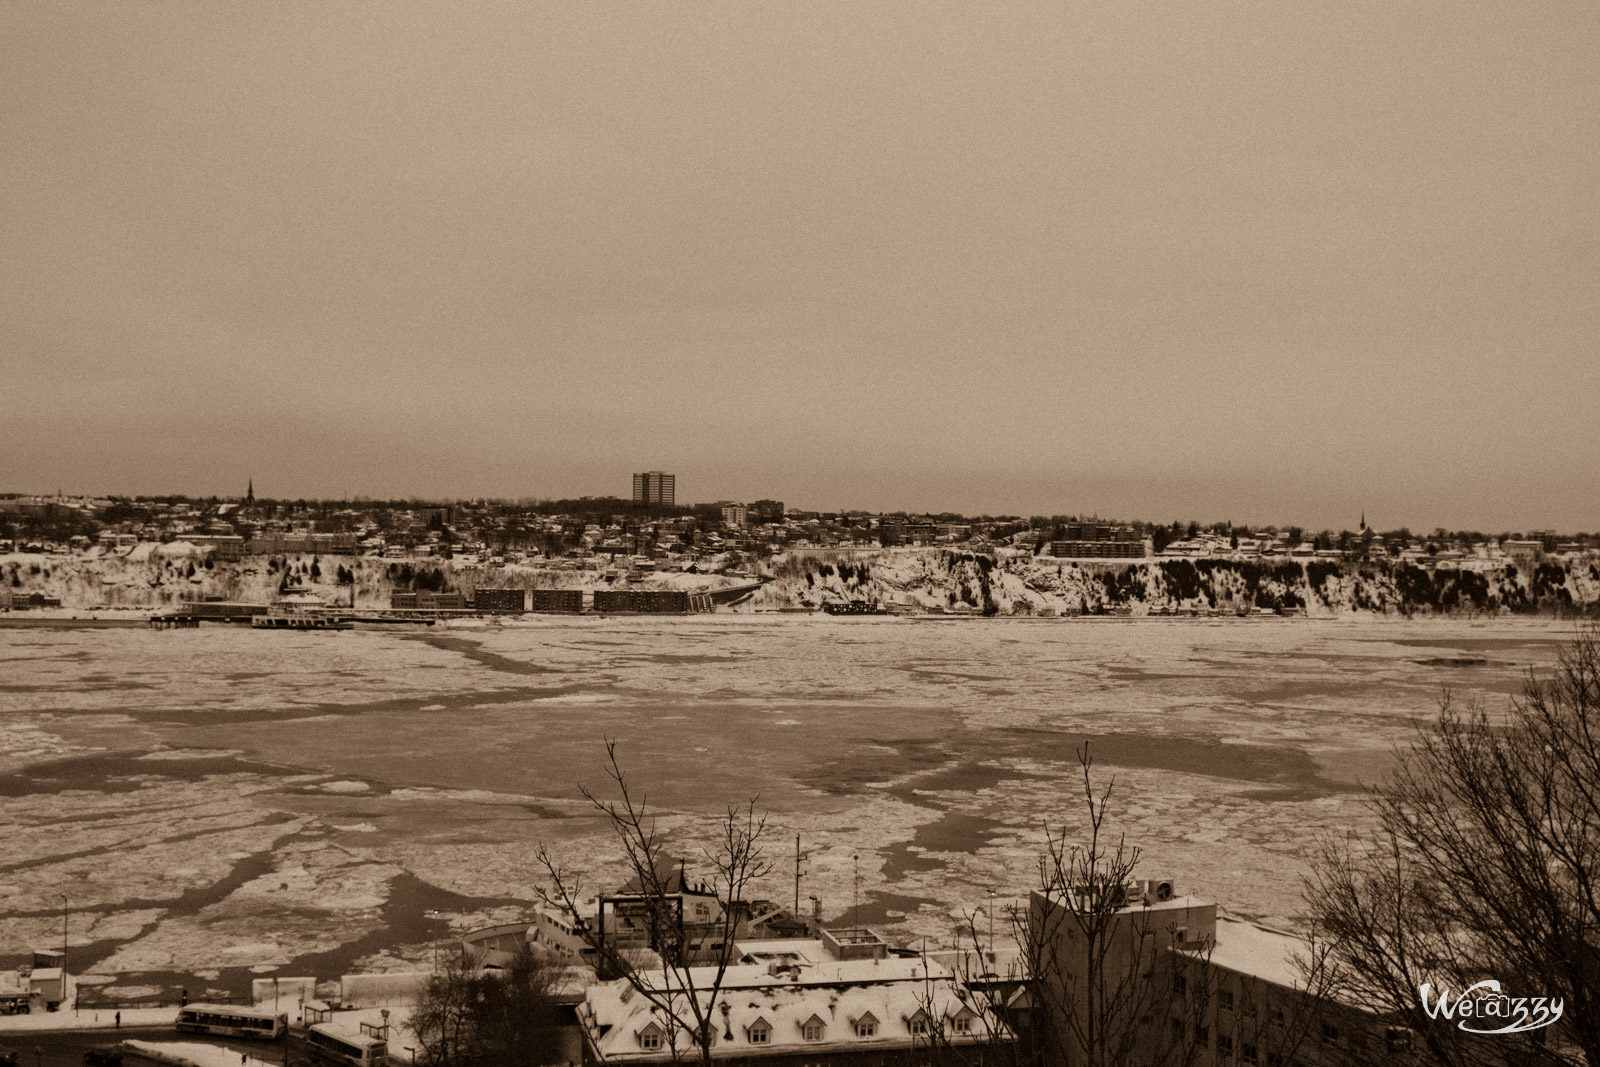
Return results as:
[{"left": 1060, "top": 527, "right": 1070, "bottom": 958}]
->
[{"left": 3, "top": 2, "right": 1597, "bottom": 530}]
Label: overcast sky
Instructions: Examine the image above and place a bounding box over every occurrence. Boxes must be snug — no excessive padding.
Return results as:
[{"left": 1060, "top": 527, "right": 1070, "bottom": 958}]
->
[{"left": 3, "top": 2, "right": 1596, "bottom": 530}]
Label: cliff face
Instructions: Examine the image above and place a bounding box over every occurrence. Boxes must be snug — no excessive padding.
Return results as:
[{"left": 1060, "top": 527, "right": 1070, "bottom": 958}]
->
[
  {"left": 0, "top": 547, "right": 741, "bottom": 611},
  {"left": 741, "top": 551, "right": 1600, "bottom": 617},
  {"left": 8, "top": 546, "right": 1598, "bottom": 617}
]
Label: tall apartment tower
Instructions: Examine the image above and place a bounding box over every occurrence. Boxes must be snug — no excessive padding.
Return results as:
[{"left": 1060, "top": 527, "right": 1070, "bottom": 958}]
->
[{"left": 631, "top": 471, "right": 675, "bottom": 506}]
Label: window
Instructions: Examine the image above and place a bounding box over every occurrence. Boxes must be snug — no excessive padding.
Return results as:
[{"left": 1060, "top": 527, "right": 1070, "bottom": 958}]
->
[
  {"left": 1270, "top": 1007, "right": 1285, "bottom": 1027},
  {"left": 1219, "top": 988, "right": 1235, "bottom": 1011},
  {"left": 951, "top": 1015, "right": 971, "bottom": 1035},
  {"left": 1217, "top": 1034, "right": 1234, "bottom": 1056},
  {"left": 855, "top": 1016, "right": 878, "bottom": 1038},
  {"left": 1242, "top": 1042, "right": 1258, "bottom": 1065},
  {"left": 1321, "top": 1022, "right": 1341, "bottom": 1046},
  {"left": 802, "top": 1019, "right": 824, "bottom": 1042},
  {"left": 1172, "top": 973, "right": 1187, "bottom": 995},
  {"left": 1196, "top": 1025, "right": 1209, "bottom": 1048},
  {"left": 908, "top": 1017, "right": 928, "bottom": 1037},
  {"left": 748, "top": 1022, "right": 770, "bottom": 1045},
  {"left": 640, "top": 1030, "right": 663, "bottom": 1051}
]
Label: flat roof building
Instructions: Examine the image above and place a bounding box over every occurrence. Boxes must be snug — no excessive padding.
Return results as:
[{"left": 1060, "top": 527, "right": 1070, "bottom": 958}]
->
[
  {"left": 632, "top": 471, "right": 675, "bottom": 506},
  {"left": 1030, "top": 882, "right": 1412, "bottom": 1066}
]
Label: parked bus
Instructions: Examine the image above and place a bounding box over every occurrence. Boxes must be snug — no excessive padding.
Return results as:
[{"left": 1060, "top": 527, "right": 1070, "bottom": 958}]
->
[
  {"left": 305, "top": 1024, "right": 388, "bottom": 1066},
  {"left": 174, "top": 1003, "right": 287, "bottom": 1040}
]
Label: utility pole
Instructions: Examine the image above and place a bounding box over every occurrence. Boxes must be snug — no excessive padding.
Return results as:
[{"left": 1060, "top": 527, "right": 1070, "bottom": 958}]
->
[
  {"left": 852, "top": 854, "right": 860, "bottom": 931},
  {"left": 793, "top": 836, "right": 803, "bottom": 915},
  {"left": 58, "top": 893, "right": 68, "bottom": 1009}
]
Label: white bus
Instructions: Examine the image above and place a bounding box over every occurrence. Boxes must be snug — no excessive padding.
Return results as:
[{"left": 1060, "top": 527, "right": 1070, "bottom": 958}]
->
[
  {"left": 175, "top": 1003, "right": 288, "bottom": 1040},
  {"left": 305, "top": 1023, "right": 388, "bottom": 1065}
]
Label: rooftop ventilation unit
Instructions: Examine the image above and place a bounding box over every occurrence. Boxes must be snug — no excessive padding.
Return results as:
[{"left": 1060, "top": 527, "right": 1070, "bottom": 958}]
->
[{"left": 1141, "top": 880, "right": 1176, "bottom": 905}]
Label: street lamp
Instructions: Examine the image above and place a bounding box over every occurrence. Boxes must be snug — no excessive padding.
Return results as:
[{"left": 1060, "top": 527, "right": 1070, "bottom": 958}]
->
[
  {"left": 426, "top": 910, "right": 441, "bottom": 969},
  {"left": 403, "top": 1046, "right": 417, "bottom": 1064}
]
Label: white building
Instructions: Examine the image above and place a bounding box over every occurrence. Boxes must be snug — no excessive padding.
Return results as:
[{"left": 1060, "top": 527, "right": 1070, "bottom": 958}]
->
[{"left": 579, "top": 939, "right": 1009, "bottom": 1064}]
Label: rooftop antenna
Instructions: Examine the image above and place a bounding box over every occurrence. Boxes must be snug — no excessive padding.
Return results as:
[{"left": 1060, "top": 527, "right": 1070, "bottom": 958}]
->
[{"left": 793, "top": 835, "right": 804, "bottom": 915}]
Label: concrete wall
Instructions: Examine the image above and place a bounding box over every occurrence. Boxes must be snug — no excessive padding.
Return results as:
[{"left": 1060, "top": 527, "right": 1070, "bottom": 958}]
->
[{"left": 339, "top": 971, "right": 429, "bottom": 1008}]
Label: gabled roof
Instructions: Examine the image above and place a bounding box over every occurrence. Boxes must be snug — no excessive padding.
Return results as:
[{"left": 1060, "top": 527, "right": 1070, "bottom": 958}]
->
[{"left": 581, "top": 958, "right": 1010, "bottom": 1062}]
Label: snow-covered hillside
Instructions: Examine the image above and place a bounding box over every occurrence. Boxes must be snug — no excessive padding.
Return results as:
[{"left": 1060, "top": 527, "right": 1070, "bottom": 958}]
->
[
  {"left": 0, "top": 549, "right": 747, "bottom": 611},
  {"left": 6, "top": 546, "right": 1597, "bottom": 617},
  {"left": 739, "top": 550, "right": 1600, "bottom": 617}
]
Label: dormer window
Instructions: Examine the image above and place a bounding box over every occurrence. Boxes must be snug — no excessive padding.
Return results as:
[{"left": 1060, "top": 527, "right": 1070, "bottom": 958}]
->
[
  {"left": 747, "top": 1018, "right": 771, "bottom": 1045},
  {"left": 906, "top": 1009, "right": 930, "bottom": 1037},
  {"left": 952, "top": 1014, "right": 972, "bottom": 1035},
  {"left": 638, "top": 1024, "right": 664, "bottom": 1051},
  {"left": 854, "top": 1013, "right": 878, "bottom": 1039},
  {"left": 801, "top": 1015, "right": 825, "bottom": 1042}
]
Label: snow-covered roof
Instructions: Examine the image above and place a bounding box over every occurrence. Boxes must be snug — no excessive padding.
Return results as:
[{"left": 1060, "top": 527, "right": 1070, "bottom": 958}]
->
[{"left": 581, "top": 955, "right": 1005, "bottom": 1062}]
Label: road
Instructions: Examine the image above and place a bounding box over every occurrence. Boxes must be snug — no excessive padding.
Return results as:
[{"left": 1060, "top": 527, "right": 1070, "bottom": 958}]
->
[{"left": 0, "top": 1027, "right": 294, "bottom": 1067}]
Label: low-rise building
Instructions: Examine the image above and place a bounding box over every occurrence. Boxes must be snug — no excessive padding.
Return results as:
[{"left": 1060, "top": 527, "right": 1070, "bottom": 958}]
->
[
  {"left": 473, "top": 587, "right": 527, "bottom": 613},
  {"left": 1050, "top": 539, "right": 1148, "bottom": 559},
  {"left": 1031, "top": 881, "right": 1416, "bottom": 1067},
  {"left": 593, "top": 589, "right": 713, "bottom": 614},
  {"left": 579, "top": 940, "right": 1009, "bottom": 1066},
  {"left": 530, "top": 589, "right": 585, "bottom": 613},
  {"left": 192, "top": 534, "right": 247, "bottom": 561},
  {"left": 248, "top": 533, "right": 360, "bottom": 555},
  {"left": 390, "top": 591, "right": 467, "bottom": 611},
  {"left": 1502, "top": 540, "right": 1543, "bottom": 563}
]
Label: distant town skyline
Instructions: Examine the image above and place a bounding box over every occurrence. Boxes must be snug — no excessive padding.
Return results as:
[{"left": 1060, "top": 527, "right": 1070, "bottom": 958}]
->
[
  {"left": 4, "top": 2, "right": 1596, "bottom": 532},
  {"left": 0, "top": 476, "right": 1589, "bottom": 536}
]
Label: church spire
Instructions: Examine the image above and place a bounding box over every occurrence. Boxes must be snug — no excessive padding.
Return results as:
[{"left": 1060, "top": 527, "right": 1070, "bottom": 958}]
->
[{"left": 246, "top": 478, "right": 255, "bottom": 506}]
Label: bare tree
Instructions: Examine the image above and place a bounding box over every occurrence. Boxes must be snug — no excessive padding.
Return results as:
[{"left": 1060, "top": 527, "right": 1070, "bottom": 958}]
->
[
  {"left": 409, "top": 945, "right": 565, "bottom": 1066},
  {"left": 965, "top": 744, "right": 1346, "bottom": 1067},
  {"left": 1020, "top": 744, "right": 1215, "bottom": 1067},
  {"left": 1306, "top": 627, "right": 1600, "bottom": 1066},
  {"left": 911, "top": 901, "right": 1028, "bottom": 1067},
  {"left": 411, "top": 950, "right": 480, "bottom": 1065},
  {"left": 535, "top": 740, "right": 772, "bottom": 1067}
]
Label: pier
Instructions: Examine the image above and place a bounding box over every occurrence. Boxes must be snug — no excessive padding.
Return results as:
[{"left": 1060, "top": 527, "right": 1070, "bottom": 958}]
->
[{"left": 148, "top": 614, "right": 201, "bottom": 629}]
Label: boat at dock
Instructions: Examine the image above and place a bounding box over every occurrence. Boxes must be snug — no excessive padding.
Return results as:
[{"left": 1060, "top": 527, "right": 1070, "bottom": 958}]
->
[{"left": 250, "top": 592, "right": 352, "bottom": 630}]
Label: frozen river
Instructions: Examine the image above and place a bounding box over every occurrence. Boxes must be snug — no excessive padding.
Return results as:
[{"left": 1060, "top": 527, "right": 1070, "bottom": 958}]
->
[{"left": 0, "top": 614, "right": 1576, "bottom": 1001}]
